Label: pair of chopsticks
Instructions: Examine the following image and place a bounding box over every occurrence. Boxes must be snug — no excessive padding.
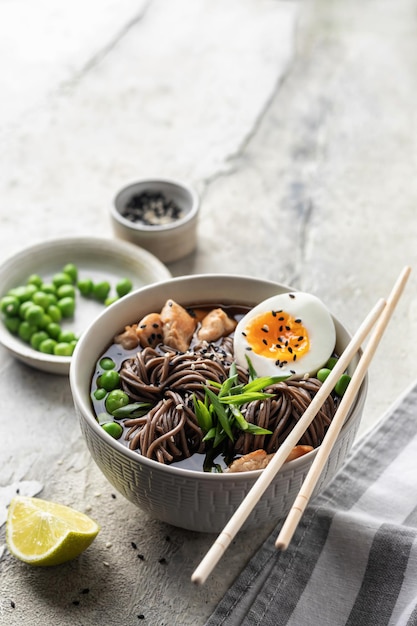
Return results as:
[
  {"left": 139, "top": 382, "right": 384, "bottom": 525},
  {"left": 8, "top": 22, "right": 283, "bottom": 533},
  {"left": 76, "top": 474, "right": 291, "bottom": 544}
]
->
[{"left": 192, "top": 266, "right": 411, "bottom": 585}]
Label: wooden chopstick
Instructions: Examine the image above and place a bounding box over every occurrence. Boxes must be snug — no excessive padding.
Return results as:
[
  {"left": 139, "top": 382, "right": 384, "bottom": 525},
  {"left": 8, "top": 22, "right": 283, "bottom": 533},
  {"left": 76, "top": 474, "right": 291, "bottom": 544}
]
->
[
  {"left": 191, "top": 294, "right": 387, "bottom": 585},
  {"left": 275, "top": 265, "right": 411, "bottom": 551}
]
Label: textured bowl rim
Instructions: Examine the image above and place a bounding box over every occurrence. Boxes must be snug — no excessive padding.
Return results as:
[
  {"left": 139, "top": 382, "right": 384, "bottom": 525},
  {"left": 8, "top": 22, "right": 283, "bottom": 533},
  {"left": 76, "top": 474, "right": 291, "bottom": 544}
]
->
[
  {"left": 70, "top": 273, "right": 366, "bottom": 482},
  {"left": 112, "top": 178, "right": 200, "bottom": 233}
]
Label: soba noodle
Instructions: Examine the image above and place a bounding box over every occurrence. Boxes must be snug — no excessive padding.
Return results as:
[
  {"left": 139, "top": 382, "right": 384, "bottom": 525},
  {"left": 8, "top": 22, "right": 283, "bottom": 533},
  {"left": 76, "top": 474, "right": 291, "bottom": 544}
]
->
[{"left": 118, "top": 336, "right": 337, "bottom": 465}]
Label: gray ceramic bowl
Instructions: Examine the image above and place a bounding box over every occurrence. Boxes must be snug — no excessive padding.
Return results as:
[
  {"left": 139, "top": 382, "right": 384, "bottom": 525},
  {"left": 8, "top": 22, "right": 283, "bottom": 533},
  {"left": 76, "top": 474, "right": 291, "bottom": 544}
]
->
[
  {"left": 111, "top": 179, "right": 199, "bottom": 264},
  {"left": 70, "top": 274, "right": 367, "bottom": 533}
]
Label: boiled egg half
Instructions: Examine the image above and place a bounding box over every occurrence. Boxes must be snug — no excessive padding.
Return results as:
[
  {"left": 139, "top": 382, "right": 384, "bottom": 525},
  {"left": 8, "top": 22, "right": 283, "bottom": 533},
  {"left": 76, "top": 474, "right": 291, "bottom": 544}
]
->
[{"left": 233, "top": 291, "right": 336, "bottom": 378}]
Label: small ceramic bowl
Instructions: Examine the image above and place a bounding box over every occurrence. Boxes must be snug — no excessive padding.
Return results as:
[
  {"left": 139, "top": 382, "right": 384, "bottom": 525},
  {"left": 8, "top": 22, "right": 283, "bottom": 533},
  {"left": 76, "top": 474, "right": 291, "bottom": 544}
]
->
[
  {"left": 111, "top": 179, "right": 200, "bottom": 264},
  {"left": 70, "top": 274, "right": 367, "bottom": 533}
]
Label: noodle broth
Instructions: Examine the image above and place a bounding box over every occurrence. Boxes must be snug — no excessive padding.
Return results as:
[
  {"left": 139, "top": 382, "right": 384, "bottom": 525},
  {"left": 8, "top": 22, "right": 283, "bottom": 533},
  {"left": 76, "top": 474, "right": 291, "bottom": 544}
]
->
[
  {"left": 90, "top": 302, "right": 339, "bottom": 473},
  {"left": 91, "top": 303, "right": 249, "bottom": 471}
]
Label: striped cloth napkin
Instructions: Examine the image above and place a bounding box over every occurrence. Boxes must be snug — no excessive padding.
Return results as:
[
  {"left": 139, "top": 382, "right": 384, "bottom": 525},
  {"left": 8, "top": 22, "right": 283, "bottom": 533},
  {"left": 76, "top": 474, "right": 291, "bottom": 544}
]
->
[{"left": 205, "top": 380, "right": 417, "bottom": 626}]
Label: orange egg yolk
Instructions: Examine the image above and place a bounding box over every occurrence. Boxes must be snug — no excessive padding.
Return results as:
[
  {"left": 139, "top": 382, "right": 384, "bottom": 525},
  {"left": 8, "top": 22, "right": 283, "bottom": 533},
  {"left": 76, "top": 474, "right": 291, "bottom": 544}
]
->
[{"left": 243, "top": 309, "right": 310, "bottom": 365}]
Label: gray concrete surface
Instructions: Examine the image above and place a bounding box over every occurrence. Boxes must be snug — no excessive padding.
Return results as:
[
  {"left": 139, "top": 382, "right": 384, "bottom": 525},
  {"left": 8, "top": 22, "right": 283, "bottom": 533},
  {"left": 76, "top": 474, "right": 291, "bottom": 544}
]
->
[{"left": 1, "top": 0, "right": 417, "bottom": 624}]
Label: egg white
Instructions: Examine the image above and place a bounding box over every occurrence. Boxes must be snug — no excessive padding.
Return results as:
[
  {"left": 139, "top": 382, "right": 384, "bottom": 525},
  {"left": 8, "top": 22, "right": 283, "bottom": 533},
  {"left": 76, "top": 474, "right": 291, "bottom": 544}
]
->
[{"left": 233, "top": 291, "right": 336, "bottom": 379}]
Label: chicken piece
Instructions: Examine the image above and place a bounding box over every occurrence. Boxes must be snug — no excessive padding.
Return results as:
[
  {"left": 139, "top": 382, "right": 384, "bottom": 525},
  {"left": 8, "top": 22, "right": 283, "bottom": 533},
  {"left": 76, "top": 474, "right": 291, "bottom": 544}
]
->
[
  {"left": 114, "top": 324, "right": 140, "bottom": 350},
  {"left": 285, "top": 445, "right": 314, "bottom": 462},
  {"left": 136, "top": 312, "right": 164, "bottom": 348},
  {"left": 160, "top": 299, "right": 197, "bottom": 352},
  {"left": 227, "top": 449, "right": 270, "bottom": 473},
  {"left": 227, "top": 445, "right": 314, "bottom": 473},
  {"left": 197, "top": 308, "right": 237, "bottom": 342}
]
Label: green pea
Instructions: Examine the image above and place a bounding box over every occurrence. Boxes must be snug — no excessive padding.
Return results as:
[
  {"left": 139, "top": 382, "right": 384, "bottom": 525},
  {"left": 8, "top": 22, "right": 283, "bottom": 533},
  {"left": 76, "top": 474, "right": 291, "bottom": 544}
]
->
[
  {"left": 99, "top": 357, "right": 115, "bottom": 370},
  {"left": 47, "top": 304, "right": 62, "bottom": 323},
  {"left": 38, "top": 338, "right": 57, "bottom": 354},
  {"left": 30, "top": 331, "right": 49, "bottom": 350},
  {"left": 317, "top": 368, "right": 331, "bottom": 383},
  {"left": 19, "top": 300, "right": 33, "bottom": 319},
  {"left": 57, "top": 284, "right": 76, "bottom": 299},
  {"left": 116, "top": 278, "right": 133, "bottom": 298},
  {"left": 37, "top": 313, "right": 53, "bottom": 330},
  {"left": 77, "top": 278, "right": 93, "bottom": 297},
  {"left": 25, "top": 304, "right": 44, "bottom": 326},
  {"left": 31, "top": 291, "right": 52, "bottom": 310},
  {"left": 105, "top": 389, "right": 129, "bottom": 415},
  {"left": 101, "top": 421, "right": 123, "bottom": 439},
  {"left": 92, "top": 281, "right": 111, "bottom": 302},
  {"left": 9, "top": 285, "right": 36, "bottom": 303},
  {"left": 59, "top": 330, "right": 76, "bottom": 343},
  {"left": 27, "top": 274, "right": 43, "bottom": 288},
  {"left": 93, "top": 387, "right": 107, "bottom": 401},
  {"left": 98, "top": 370, "right": 121, "bottom": 391},
  {"left": 54, "top": 342, "right": 74, "bottom": 356},
  {"left": 4, "top": 316, "right": 20, "bottom": 334},
  {"left": 62, "top": 263, "right": 78, "bottom": 284},
  {"left": 326, "top": 357, "right": 338, "bottom": 370},
  {"left": 0, "top": 295, "right": 20, "bottom": 317},
  {"left": 41, "top": 283, "right": 57, "bottom": 295},
  {"left": 335, "top": 374, "right": 351, "bottom": 397},
  {"left": 47, "top": 322, "right": 62, "bottom": 340},
  {"left": 18, "top": 321, "right": 38, "bottom": 342},
  {"left": 52, "top": 272, "right": 73, "bottom": 288},
  {"left": 57, "top": 297, "right": 75, "bottom": 318},
  {"left": 105, "top": 296, "right": 119, "bottom": 307}
]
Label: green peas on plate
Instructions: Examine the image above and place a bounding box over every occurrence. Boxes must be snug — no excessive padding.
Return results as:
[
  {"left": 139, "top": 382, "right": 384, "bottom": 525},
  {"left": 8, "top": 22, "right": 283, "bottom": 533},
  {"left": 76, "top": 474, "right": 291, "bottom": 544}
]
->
[{"left": 0, "top": 295, "right": 20, "bottom": 317}]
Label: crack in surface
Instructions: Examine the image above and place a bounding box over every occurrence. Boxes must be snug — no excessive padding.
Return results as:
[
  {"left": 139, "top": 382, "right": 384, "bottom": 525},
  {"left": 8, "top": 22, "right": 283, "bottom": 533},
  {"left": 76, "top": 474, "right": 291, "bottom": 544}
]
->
[
  {"left": 64, "top": 0, "right": 153, "bottom": 88},
  {"left": 201, "top": 56, "right": 296, "bottom": 194}
]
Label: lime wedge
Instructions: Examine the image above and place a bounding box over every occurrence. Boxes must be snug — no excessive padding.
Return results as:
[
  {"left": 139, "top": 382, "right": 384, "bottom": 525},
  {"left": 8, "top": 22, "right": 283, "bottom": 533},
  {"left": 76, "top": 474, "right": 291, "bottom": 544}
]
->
[{"left": 6, "top": 496, "right": 100, "bottom": 566}]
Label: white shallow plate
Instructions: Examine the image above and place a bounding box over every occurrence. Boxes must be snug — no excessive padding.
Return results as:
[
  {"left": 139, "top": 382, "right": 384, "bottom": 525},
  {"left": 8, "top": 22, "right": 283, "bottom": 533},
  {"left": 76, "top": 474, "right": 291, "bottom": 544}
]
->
[{"left": 0, "top": 237, "right": 171, "bottom": 375}]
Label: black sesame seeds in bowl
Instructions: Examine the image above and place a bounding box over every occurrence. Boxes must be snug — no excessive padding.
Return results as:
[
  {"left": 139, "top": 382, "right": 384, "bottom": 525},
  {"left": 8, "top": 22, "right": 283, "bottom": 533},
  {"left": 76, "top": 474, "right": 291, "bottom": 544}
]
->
[{"left": 111, "top": 179, "right": 200, "bottom": 264}]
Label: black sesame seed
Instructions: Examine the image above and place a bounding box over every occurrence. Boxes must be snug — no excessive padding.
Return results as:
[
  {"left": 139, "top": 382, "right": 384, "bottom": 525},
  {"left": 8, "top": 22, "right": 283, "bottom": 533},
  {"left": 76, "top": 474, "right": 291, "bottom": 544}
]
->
[
  {"left": 159, "top": 557, "right": 167, "bottom": 564},
  {"left": 131, "top": 542, "right": 137, "bottom": 549},
  {"left": 275, "top": 360, "right": 281, "bottom": 366},
  {"left": 137, "top": 554, "right": 145, "bottom": 560},
  {"left": 286, "top": 325, "right": 291, "bottom": 331},
  {"left": 295, "top": 318, "right": 302, "bottom": 323},
  {"left": 11, "top": 601, "right": 15, "bottom": 609},
  {"left": 262, "top": 339, "right": 268, "bottom": 345},
  {"left": 245, "top": 347, "right": 253, "bottom": 351},
  {"left": 288, "top": 347, "right": 293, "bottom": 354},
  {"left": 111, "top": 493, "right": 116, "bottom": 499},
  {"left": 278, "top": 316, "right": 285, "bottom": 321},
  {"left": 81, "top": 589, "right": 90, "bottom": 595},
  {"left": 242, "top": 331, "right": 247, "bottom": 336},
  {"left": 271, "top": 311, "right": 277, "bottom": 317},
  {"left": 138, "top": 616, "right": 145, "bottom": 620},
  {"left": 293, "top": 355, "right": 297, "bottom": 361},
  {"left": 261, "top": 327, "right": 269, "bottom": 333},
  {"left": 289, "top": 294, "right": 295, "bottom": 299},
  {"left": 298, "top": 336, "right": 304, "bottom": 341},
  {"left": 72, "top": 600, "right": 80, "bottom": 606},
  {"left": 279, "top": 326, "right": 283, "bottom": 332},
  {"left": 290, "top": 370, "right": 296, "bottom": 374}
]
